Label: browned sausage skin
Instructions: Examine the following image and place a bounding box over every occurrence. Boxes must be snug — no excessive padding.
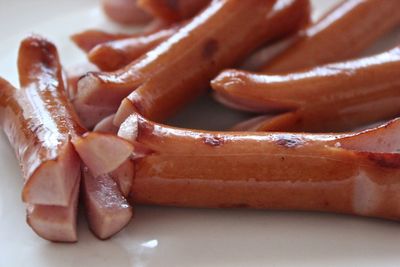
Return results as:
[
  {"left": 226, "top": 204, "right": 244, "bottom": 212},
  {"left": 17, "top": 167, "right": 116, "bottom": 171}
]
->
[
  {"left": 138, "top": 0, "right": 210, "bottom": 22},
  {"left": 261, "top": 0, "right": 400, "bottom": 73},
  {"left": 0, "top": 36, "right": 84, "bottom": 241},
  {"left": 118, "top": 113, "right": 400, "bottom": 221},
  {"left": 114, "top": 0, "right": 310, "bottom": 125},
  {"left": 0, "top": 36, "right": 84, "bottom": 207},
  {"left": 74, "top": 0, "right": 310, "bottom": 128},
  {"left": 88, "top": 25, "right": 180, "bottom": 71},
  {"left": 212, "top": 46, "right": 400, "bottom": 132},
  {"left": 71, "top": 30, "right": 132, "bottom": 53}
]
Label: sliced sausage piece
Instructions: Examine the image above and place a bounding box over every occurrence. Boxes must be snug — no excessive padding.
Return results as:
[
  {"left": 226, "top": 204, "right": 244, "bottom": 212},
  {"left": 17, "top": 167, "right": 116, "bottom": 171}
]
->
[
  {"left": 0, "top": 36, "right": 84, "bottom": 206},
  {"left": 138, "top": 0, "right": 210, "bottom": 22},
  {"left": 212, "top": 46, "right": 400, "bottom": 132},
  {"left": 72, "top": 132, "right": 133, "bottom": 177},
  {"left": 26, "top": 178, "right": 80, "bottom": 243},
  {"left": 92, "top": 116, "right": 135, "bottom": 198},
  {"left": 109, "top": 160, "right": 135, "bottom": 198},
  {"left": 93, "top": 114, "right": 119, "bottom": 134},
  {"left": 82, "top": 167, "right": 133, "bottom": 240},
  {"left": 118, "top": 113, "right": 400, "bottom": 221},
  {"left": 261, "top": 0, "right": 400, "bottom": 72}
]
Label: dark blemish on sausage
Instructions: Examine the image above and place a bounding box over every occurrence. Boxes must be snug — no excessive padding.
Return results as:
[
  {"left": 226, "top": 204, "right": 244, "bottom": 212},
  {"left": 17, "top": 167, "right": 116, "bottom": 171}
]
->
[
  {"left": 365, "top": 153, "right": 400, "bottom": 169},
  {"left": 324, "top": 201, "right": 330, "bottom": 207},
  {"left": 202, "top": 38, "right": 219, "bottom": 59},
  {"left": 276, "top": 137, "right": 303, "bottom": 148},
  {"left": 165, "top": 0, "right": 179, "bottom": 10},
  {"left": 203, "top": 136, "right": 224, "bottom": 147}
]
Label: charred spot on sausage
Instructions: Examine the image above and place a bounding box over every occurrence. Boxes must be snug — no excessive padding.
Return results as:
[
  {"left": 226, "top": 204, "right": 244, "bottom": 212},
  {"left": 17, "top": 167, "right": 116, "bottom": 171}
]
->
[{"left": 202, "top": 38, "right": 219, "bottom": 59}]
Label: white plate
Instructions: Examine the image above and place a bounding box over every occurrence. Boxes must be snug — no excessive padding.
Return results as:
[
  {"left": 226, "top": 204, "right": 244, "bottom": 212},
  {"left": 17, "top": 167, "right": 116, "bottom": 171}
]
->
[{"left": 1, "top": 1, "right": 400, "bottom": 266}]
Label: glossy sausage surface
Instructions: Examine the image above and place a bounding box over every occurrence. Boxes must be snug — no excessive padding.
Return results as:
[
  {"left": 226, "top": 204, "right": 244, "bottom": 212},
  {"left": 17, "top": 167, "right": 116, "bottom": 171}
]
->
[
  {"left": 0, "top": 36, "right": 84, "bottom": 206},
  {"left": 71, "top": 30, "right": 132, "bottom": 53},
  {"left": 118, "top": 114, "right": 400, "bottom": 221},
  {"left": 261, "top": 0, "right": 400, "bottom": 73},
  {"left": 75, "top": 0, "right": 310, "bottom": 128},
  {"left": 213, "top": 46, "right": 400, "bottom": 132},
  {"left": 88, "top": 25, "right": 179, "bottom": 71}
]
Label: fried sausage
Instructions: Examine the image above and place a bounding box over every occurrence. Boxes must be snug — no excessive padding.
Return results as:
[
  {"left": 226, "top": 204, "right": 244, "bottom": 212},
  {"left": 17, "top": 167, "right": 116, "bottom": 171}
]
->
[
  {"left": 0, "top": 36, "right": 85, "bottom": 241},
  {"left": 261, "top": 0, "right": 400, "bottom": 73},
  {"left": 71, "top": 30, "right": 132, "bottom": 53},
  {"left": 88, "top": 25, "right": 179, "bottom": 71},
  {"left": 0, "top": 36, "right": 84, "bottom": 206},
  {"left": 118, "top": 113, "right": 400, "bottom": 221},
  {"left": 74, "top": 0, "right": 310, "bottom": 128},
  {"left": 212, "top": 46, "right": 400, "bottom": 132}
]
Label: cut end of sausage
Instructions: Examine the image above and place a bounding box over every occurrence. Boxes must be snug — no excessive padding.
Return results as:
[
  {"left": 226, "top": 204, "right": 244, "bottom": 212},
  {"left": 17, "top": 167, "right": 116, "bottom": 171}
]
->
[
  {"left": 94, "top": 114, "right": 119, "bottom": 134},
  {"left": 82, "top": 168, "right": 133, "bottom": 240},
  {"left": 73, "top": 132, "right": 134, "bottom": 177},
  {"left": 26, "top": 178, "right": 80, "bottom": 242},
  {"left": 110, "top": 159, "right": 135, "bottom": 197},
  {"left": 114, "top": 98, "right": 139, "bottom": 127},
  {"left": 118, "top": 113, "right": 140, "bottom": 142},
  {"left": 73, "top": 97, "right": 117, "bottom": 129},
  {"left": 22, "top": 143, "right": 81, "bottom": 206}
]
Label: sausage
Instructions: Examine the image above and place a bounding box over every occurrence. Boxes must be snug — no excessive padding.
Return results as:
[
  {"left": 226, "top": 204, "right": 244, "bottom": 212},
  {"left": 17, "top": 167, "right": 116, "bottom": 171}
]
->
[
  {"left": 88, "top": 25, "right": 179, "bottom": 71},
  {"left": 118, "top": 113, "right": 400, "bottom": 221},
  {"left": 212, "top": 46, "right": 400, "bottom": 132},
  {"left": 82, "top": 167, "right": 133, "bottom": 240},
  {"left": 113, "top": 0, "right": 311, "bottom": 125},
  {"left": 75, "top": 0, "right": 310, "bottom": 128},
  {"left": 71, "top": 30, "right": 132, "bottom": 53},
  {"left": 109, "top": 159, "right": 135, "bottom": 198},
  {"left": 261, "top": 0, "right": 400, "bottom": 73},
  {"left": 92, "top": 115, "right": 135, "bottom": 198},
  {"left": 0, "top": 36, "right": 84, "bottom": 241},
  {"left": 71, "top": 20, "right": 172, "bottom": 54},
  {"left": 0, "top": 36, "right": 84, "bottom": 206},
  {"left": 72, "top": 132, "right": 133, "bottom": 177},
  {"left": 65, "top": 63, "right": 98, "bottom": 100},
  {"left": 137, "top": 0, "right": 210, "bottom": 22},
  {"left": 26, "top": 178, "right": 80, "bottom": 242},
  {"left": 102, "top": 0, "right": 152, "bottom": 25},
  {"left": 93, "top": 114, "right": 119, "bottom": 134}
]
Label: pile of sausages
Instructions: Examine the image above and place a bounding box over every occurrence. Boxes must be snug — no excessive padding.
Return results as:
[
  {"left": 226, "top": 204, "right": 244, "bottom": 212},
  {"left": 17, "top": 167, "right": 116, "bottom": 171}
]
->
[{"left": 1, "top": 0, "right": 400, "bottom": 243}]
